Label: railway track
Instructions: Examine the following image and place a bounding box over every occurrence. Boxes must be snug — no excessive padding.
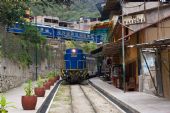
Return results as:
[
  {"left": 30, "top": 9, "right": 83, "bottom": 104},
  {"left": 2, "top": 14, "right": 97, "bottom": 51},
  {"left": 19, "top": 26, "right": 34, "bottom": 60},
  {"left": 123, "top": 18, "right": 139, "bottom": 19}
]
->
[{"left": 47, "top": 81, "right": 125, "bottom": 113}]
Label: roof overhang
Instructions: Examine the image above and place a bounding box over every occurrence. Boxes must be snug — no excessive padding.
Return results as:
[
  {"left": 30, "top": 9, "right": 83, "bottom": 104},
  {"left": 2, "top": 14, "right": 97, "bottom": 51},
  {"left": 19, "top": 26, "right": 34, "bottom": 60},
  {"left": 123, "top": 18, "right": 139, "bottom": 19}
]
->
[
  {"left": 103, "top": 41, "right": 129, "bottom": 56},
  {"left": 129, "top": 38, "right": 170, "bottom": 48},
  {"left": 90, "top": 46, "right": 103, "bottom": 57}
]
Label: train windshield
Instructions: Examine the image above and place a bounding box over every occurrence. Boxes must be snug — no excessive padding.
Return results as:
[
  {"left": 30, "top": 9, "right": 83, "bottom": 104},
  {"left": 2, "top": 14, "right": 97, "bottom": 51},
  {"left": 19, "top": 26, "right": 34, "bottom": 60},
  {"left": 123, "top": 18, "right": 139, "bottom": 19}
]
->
[{"left": 71, "top": 49, "right": 77, "bottom": 57}]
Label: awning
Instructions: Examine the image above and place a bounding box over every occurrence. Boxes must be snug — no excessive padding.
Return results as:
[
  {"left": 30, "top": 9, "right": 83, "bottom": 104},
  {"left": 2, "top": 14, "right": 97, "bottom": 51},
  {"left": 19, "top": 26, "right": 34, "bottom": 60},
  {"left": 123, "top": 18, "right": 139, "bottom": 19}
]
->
[
  {"left": 90, "top": 21, "right": 113, "bottom": 32},
  {"left": 91, "top": 40, "right": 129, "bottom": 57},
  {"left": 103, "top": 43, "right": 121, "bottom": 56},
  {"left": 132, "top": 38, "right": 170, "bottom": 48},
  {"left": 103, "top": 40, "right": 129, "bottom": 56}
]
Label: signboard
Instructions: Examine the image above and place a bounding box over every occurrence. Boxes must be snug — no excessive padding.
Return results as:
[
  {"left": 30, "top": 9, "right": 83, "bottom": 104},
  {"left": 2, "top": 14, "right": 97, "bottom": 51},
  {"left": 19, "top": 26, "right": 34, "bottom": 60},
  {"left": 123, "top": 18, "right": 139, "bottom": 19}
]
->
[{"left": 123, "top": 14, "right": 146, "bottom": 25}]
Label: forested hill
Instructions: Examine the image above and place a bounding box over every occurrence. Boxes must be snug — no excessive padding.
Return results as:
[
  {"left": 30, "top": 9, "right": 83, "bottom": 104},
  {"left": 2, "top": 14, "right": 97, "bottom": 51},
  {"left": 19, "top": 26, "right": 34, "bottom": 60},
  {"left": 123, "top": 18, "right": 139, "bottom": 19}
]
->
[{"left": 31, "top": 0, "right": 103, "bottom": 21}]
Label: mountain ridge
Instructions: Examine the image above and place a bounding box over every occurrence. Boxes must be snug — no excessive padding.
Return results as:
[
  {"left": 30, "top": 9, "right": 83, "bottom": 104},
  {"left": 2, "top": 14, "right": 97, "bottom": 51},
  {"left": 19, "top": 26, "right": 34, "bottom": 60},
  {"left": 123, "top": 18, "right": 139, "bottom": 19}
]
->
[{"left": 31, "top": 0, "right": 103, "bottom": 21}]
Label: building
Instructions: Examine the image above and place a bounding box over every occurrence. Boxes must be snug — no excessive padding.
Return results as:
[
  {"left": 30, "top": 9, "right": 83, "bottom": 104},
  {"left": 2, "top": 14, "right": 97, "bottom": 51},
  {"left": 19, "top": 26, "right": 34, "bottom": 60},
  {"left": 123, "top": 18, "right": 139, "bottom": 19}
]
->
[
  {"left": 92, "top": 0, "right": 170, "bottom": 99},
  {"left": 32, "top": 16, "right": 60, "bottom": 26},
  {"left": 32, "top": 16, "right": 101, "bottom": 31},
  {"left": 79, "top": 17, "right": 101, "bottom": 31}
]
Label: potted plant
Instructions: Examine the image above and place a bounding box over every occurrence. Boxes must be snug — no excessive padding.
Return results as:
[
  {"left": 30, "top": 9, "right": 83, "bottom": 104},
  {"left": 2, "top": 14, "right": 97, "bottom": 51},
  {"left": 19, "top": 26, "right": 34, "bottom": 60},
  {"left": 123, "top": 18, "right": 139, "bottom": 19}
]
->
[
  {"left": 0, "top": 95, "right": 16, "bottom": 113},
  {"left": 54, "top": 71, "right": 60, "bottom": 81},
  {"left": 34, "top": 76, "right": 45, "bottom": 97},
  {"left": 48, "top": 72, "right": 55, "bottom": 86},
  {"left": 22, "top": 80, "right": 37, "bottom": 110},
  {"left": 43, "top": 79, "right": 51, "bottom": 90}
]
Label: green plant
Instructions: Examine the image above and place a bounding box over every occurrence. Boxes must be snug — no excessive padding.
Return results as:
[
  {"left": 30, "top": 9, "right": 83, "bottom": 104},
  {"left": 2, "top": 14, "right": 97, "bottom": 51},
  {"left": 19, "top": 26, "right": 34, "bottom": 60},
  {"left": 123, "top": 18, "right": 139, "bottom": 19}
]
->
[
  {"left": 47, "top": 72, "right": 54, "bottom": 80},
  {"left": 54, "top": 70, "right": 60, "bottom": 77},
  {"left": 24, "top": 80, "right": 33, "bottom": 96},
  {"left": 0, "top": 95, "right": 16, "bottom": 113},
  {"left": 36, "top": 76, "right": 44, "bottom": 88},
  {"left": 48, "top": 71, "right": 58, "bottom": 78}
]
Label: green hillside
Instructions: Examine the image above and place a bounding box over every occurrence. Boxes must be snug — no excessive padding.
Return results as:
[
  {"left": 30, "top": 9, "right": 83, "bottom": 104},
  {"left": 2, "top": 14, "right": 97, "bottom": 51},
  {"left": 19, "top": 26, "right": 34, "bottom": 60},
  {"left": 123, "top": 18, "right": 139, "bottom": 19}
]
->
[{"left": 31, "top": 0, "right": 102, "bottom": 21}]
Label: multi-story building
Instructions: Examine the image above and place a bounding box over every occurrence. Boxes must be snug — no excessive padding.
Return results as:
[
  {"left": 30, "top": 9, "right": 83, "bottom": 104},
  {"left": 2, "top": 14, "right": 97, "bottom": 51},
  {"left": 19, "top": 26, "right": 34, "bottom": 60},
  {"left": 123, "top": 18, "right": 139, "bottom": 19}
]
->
[{"left": 32, "top": 16, "right": 101, "bottom": 31}]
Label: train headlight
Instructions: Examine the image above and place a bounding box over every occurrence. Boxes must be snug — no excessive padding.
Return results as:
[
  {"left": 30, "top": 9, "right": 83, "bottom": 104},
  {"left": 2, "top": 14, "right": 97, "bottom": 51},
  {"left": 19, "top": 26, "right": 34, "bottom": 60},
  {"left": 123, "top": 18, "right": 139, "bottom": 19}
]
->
[{"left": 72, "top": 49, "right": 76, "bottom": 53}]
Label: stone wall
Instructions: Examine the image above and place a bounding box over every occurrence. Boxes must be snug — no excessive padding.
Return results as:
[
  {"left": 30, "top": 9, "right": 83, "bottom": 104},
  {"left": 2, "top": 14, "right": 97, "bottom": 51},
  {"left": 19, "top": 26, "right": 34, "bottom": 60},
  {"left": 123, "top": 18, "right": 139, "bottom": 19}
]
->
[
  {"left": 0, "top": 39, "right": 65, "bottom": 92},
  {"left": 0, "top": 59, "right": 33, "bottom": 92}
]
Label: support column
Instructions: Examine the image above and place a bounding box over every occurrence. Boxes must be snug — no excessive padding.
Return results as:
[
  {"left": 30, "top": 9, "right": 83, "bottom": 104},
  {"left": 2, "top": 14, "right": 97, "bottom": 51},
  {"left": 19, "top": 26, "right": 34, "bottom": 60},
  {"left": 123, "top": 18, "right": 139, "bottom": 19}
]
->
[{"left": 155, "top": 48, "right": 163, "bottom": 96}]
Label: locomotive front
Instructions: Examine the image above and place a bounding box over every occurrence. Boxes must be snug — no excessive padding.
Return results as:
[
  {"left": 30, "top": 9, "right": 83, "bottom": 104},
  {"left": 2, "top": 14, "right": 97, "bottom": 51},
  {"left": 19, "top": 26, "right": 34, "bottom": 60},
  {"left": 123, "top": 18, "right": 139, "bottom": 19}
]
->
[{"left": 61, "top": 48, "right": 87, "bottom": 83}]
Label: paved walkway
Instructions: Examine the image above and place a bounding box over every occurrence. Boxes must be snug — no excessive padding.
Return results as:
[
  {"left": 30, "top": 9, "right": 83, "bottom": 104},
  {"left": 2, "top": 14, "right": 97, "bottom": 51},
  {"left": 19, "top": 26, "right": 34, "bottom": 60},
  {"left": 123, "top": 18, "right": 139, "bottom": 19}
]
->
[
  {"left": 89, "top": 77, "right": 170, "bottom": 113},
  {"left": 2, "top": 82, "right": 57, "bottom": 113}
]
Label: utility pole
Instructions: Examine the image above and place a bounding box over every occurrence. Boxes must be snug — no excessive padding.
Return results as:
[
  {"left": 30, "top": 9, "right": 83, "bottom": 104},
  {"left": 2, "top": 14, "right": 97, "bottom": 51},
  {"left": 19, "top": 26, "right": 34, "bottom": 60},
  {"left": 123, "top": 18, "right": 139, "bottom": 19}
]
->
[
  {"left": 35, "top": 43, "right": 38, "bottom": 81},
  {"left": 121, "top": 0, "right": 126, "bottom": 92},
  {"left": 35, "top": 16, "right": 38, "bottom": 81}
]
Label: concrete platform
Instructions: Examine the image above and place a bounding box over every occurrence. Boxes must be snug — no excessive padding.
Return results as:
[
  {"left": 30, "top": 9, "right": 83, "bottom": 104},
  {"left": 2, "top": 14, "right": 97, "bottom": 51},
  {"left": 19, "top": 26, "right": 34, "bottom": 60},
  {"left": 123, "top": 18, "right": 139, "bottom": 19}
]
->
[
  {"left": 1, "top": 81, "right": 58, "bottom": 113},
  {"left": 89, "top": 77, "right": 170, "bottom": 113}
]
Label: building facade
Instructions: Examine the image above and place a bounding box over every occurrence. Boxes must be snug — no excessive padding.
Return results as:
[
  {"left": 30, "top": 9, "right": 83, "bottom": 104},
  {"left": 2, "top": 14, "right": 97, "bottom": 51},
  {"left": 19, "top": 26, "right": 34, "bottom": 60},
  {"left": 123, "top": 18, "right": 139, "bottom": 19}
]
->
[{"left": 93, "top": 0, "right": 170, "bottom": 99}]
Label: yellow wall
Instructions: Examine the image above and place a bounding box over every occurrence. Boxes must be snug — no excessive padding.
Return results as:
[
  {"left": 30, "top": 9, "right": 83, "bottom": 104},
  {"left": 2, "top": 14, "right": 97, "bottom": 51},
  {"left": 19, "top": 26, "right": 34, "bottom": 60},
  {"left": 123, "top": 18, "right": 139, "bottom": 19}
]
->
[
  {"left": 144, "top": 19, "right": 170, "bottom": 43},
  {"left": 125, "top": 35, "right": 138, "bottom": 63},
  {"left": 125, "top": 35, "right": 139, "bottom": 85}
]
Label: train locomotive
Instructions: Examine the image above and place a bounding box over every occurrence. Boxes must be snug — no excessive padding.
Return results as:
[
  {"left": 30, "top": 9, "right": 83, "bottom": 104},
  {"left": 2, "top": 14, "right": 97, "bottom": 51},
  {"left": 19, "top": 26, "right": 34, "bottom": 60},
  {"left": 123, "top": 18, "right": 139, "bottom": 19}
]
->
[{"left": 61, "top": 48, "right": 88, "bottom": 83}]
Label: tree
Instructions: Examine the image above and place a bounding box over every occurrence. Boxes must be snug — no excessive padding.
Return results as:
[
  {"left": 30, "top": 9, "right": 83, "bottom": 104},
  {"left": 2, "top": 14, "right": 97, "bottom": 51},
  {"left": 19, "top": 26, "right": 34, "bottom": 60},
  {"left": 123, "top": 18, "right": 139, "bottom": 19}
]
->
[
  {"left": 22, "top": 25, "right": 42, "bottom": 44},
  {"left": 0, "top": 0, "right": 71, "bottom": 69},
  {"left": 0, "top": 1, "right": 26, "bottom": 27},
  {"left": 80, "top": 42, "right": 97, "bottom": 53},
  {"left": 0, "top": 0, "right": 73, "bottom": 27},
  {"left": 39, "top": 0, "right": 73, "bottom": 6},
  {"left": 65, "top": 41, "right": 76, "bottom": 49}
]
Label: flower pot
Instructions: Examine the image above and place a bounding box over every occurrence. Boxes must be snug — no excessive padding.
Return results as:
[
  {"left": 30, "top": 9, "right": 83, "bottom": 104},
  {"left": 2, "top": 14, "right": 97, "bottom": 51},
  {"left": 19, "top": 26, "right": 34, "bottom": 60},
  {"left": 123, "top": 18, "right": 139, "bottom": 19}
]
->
[
  {"left": 56, "top": 76, "right": 60, "bottom": 80},
  {"left": 21, "top": 96, "right": 37, "bottom": 110},
  {"left": 53, "top": 77, "right": 57, "bottom": 82},
  {"left": 48, "top": 79, "right": 55, "bottom": 86},
  {"left": 43, "top": 82, "right": 50, "bottom": 90},
  {"left": 34, "top": 87, "right": 45, "bottom": 97}
]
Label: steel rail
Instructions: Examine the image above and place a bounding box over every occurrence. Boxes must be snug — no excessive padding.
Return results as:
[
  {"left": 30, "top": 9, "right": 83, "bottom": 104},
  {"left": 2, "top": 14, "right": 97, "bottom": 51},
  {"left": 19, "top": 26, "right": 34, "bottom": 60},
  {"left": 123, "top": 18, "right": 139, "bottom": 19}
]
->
[
  {"left": 69, "top": 85, "right": 74, "bottom": 113},
  {"left": 36, "top": 80, "right": 62, "bottom": 113},
  {"left": 79, "top": 85, "right": 98, "bottom": 113}
]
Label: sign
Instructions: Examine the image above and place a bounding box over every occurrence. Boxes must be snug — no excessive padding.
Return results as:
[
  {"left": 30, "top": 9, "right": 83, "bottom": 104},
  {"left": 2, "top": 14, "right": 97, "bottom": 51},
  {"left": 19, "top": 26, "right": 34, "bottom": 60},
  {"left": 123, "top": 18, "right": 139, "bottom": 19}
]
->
[{"left": 123, "top": 14, "right": 146, "bottom": 25}]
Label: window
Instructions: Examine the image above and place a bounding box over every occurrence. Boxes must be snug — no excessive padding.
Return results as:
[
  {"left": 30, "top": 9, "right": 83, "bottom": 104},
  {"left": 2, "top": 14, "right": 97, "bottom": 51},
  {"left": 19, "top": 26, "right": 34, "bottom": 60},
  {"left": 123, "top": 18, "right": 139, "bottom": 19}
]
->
[
  {"left": 44, "top": 18, "right": 51, "bottom": 23},
  {"left": 45, "top": 28, "right": 49, "bottom": 32},
  {"left": 40, "top": 28, "right": 44, "bottom": 31},
  {"left": 52, "top": 19, "right": 58, "bottom": 23},
  {"left": 71, "top": 53, "right": 77, "bottom": 57}
]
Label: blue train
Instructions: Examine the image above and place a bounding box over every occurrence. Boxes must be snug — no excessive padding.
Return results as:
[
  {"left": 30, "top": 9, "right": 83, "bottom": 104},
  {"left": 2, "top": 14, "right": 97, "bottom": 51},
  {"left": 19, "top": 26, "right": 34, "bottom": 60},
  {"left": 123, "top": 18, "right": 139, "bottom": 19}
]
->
[
  {"left": 6, "top": 23, "right": 102, "bottom": 43},
  {"left": 61, "top": 48, "right": 88, "bottom": 83}
]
